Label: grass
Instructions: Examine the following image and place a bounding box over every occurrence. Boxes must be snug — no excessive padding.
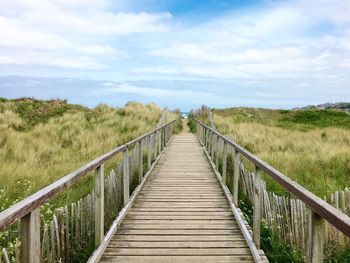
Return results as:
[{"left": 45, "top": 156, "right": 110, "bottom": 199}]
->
[
  {"left": 0, "top": 98, "right": 172, "bottom": 212},
  {"left": 211, "top": 107, "right": 350, "bottom": 194}
]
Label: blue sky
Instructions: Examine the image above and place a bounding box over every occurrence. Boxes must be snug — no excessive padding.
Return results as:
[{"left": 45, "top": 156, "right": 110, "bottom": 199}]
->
[{"left": 0, "top": 0, "right": 349, "bottom": 110}]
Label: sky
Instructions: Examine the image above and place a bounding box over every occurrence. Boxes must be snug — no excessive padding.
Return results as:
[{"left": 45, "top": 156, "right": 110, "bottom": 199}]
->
[{"left": 0, "top": 0, "right": 350, "bottom": 111}]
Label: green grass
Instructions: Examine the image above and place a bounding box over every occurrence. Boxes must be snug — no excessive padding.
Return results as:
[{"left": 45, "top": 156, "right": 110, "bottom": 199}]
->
[
  {"left": 0, "top": 97, "right": 87, "bottom": 130},
  {"left": 209, "top": 107, "right": 350, "bottom": 194},
  {"left": 213, "top": 107, "right": 350, "bottom": 131}
]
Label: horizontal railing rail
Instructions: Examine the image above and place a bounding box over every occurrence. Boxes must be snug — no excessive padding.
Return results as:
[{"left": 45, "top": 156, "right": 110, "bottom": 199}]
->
[
  {"left": 194, "top": 119, "right": 350, "bottom": 262},
  {"left": 0, "top": 120, "right": 175, "bottom": 262}
]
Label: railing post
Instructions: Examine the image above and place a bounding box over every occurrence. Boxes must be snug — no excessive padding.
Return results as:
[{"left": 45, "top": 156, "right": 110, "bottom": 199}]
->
[
  {"left": 123, "top": 148, "right": 130, "bottom": 206},
  {"left": 222, "top": 141, "right": 227, "bottom": 184},
  {"left": 148, "top": 135, "right": 152, "bottom": 169},
  {"left": 20, "top": 209, "right": 40, "bottom": 263},
  {"left": 203, "top": 127, "right": 206, "bottom": 147},
  {"left": 138, "top": 141, "right": 143, "bottom": 184},
  {"left": 154, "top": 132, "right": 158, "bottom": 160},
  {"left": 163, "top": 127, "right": 166, "bottom": 148},
  {"left": 205, "top": 128, "right": 209, "bottom": 149},
  {"left": 211, "top": 133, "right": 215, "bottom": 161},
  {"left": 158, "top": 130, "right": 162, "bottom": 153},
  {"left": 253, "top": 166, "right": 262, "bottom": 249},
  {"left": 200, "top": 126, "right": 204, "bottom": 144},
  {"left": 94, "top": 164, "right": 104, "bottom": 247},
  {"left": 233, "top": 150, "right": 240, "bottom": 206},
  {"left": 215, "top": 136, "right": 219, "bottom": 168},
  {"left": 307, "top": 211, "right": 324, "bottom": 263}
]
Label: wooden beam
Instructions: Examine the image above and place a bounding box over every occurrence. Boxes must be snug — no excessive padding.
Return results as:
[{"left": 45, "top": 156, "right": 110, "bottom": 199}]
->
[
  {"left": 123, "top": 148, "right": 130, "bottom": 206},
  {"left": 253, "top": 166, "right": 262, "bottom": 249},
  {"left": 307, "top": 211, "right": 324, "bottom": 263},
  {"left": 94, "top": 164, "right": 104, "bottom": 247},
  {"left": 20, "top": 209, "right": 40, "bottom": 263},
  {"left": 233, "top": 150, "right": 240, "bottom": 206},
  {"left": 139, "top": 141, "right": 143, "bottom": 184},
  {"left": 222, "top": 141, "right": 227, "bottom": 185}
]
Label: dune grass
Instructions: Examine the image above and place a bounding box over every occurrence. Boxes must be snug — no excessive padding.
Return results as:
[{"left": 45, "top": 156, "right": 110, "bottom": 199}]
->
[
  {"left": 0, "top": 98, "right": 166, "bottom": 211},
  {"left": 211, "top": 107, "right": 350, "bottom": 194}
]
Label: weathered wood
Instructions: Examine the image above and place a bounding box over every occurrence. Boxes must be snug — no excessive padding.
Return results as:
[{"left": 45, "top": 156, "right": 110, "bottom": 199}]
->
[
  {"left": 147, "top": 135, "right": 152, "bottom": 169},
  {"left": 233, "top": 150, "right": 240, "bottom": 206},
  {"left": 20, "top": 209, "right": 40, "bottom": 263},
  {"left": 138, "top": 141, "right": 143, "bottom": 183},
  {"left": 222, "top": 141, "right": 227, "bottom": 184},
  {"left": 307, "top": 211, "right": 324, "bottom": 263},
  {"left": 124, "top": 148, "right": 130, "bottom": 206},
  {"left": 95, "top": 164, "right": 105, "bottom": 247},
  {"left": 87, "top": 139, "right": 166, "bottom": 263},
  {"left": 253, "top": 167, "right": 262, "bottom": 249},
  {"left": 96, "top": 132, "right": 262, "bottom": 263}
]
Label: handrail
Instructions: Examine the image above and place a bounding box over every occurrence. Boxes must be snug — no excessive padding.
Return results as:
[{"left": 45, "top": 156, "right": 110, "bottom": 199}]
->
[
  {"left": 0, "top": 120, "right": 176, "bottom": 231},
  {"left": 194, "top": 119, "right": 350, "bottom": 237}
]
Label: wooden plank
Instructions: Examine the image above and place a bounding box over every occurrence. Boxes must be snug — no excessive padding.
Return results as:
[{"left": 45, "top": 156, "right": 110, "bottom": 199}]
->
[
  {"left": 253, "top": 167, "right": 262, "bottom": 249},
  {"left": 124, "top": 148, "right": 130, "bottom": 206},
  {"left": 117, "top": 229, "right": 241, "bottom": 235},
  {"left": 112, "top": 235, "right": 246, "bottom": 241},
  {"left": 100, "top": 255, "right": 253, "bottom": 263},
  {"left": 102, "top": 247, "right": 251, "bottom": 255},
  {"left": 233, "top": 150, "right": 240, "bottom": 206},
  {"left": 107, "top": 241, "right": 248, "bottom": 248},
  {"left": 20, "top": 209, "right": 40, "bottom": 263},
  {"left": 95, "top": 164, "right": 105, "bottom": 247}
]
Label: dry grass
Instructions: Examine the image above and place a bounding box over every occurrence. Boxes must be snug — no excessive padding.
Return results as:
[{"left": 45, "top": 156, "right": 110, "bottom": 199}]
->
[
  {"left": 212, "top": 108, "right": 350, "bottom": 194},
  {"left": 0, "top": 99, "right": 163, "bottom": 210}
]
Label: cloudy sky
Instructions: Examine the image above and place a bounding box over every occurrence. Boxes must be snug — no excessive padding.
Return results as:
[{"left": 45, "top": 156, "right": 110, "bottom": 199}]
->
[{"left": 0, "top": 0, "right": 349, "bottom": 110}]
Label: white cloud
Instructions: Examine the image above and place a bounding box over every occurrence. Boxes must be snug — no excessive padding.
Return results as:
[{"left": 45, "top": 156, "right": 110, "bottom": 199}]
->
[
  {"left": 0, "top": 50, "right": 106, "bottom": 69},
  {"left": 79, "top": 45, "right": 124, "bottom": 57},
  {"left": 0, "top": 0, "right": 171, "bottom": 69},
  {"left": 98, "top": 83, "right": 227, "bottom": 104},
  {"left": 0, "top": 16, "right": 72, "bottom": 50},
  {"left": 139, "top": 0, "right": 350, "bottom": 81}
]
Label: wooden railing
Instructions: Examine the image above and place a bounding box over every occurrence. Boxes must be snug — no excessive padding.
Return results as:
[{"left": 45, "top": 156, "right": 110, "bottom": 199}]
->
[
  {"left": 194, "top": 119, "right": 350, "bottom": 263},
  {"left": 0, "top": 120, "right": 175, "bottom": 263}
]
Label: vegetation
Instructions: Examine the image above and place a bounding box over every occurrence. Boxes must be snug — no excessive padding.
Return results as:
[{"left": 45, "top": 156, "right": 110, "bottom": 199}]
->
[
  {"left": 211, "top": 107, "right": 350, "bottom": 194},
  {"left": 170, "top": 109, "right": 184, "bottom": 134},
  {"left": 0, "top": 98, "right": 169, "bottom": 211}
]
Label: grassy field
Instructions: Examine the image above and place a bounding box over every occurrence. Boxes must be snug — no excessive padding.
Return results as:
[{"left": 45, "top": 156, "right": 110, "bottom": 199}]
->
[
  {"left": 210, "top": 107, "right": 350, "bottom": 194},
  {"left": 0, "top": 98, "right": 177, "bottom": 211}
]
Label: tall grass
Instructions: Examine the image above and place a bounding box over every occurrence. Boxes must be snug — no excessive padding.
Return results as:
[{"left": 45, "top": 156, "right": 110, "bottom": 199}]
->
[
  {"left": 211, "top": 108, "right": 350, "bottom": 194},
  {"left": 0, "top": 99, "right": 163, "bottom": 211}
]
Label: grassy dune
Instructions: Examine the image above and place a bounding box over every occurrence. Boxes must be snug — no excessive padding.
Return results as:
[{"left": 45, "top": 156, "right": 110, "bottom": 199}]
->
[
  {"left": 211, "top": 107, "right": 350, "bottom": 194},
  {"left": 0, "top": 98, "right": 166, "bottom": 211}
]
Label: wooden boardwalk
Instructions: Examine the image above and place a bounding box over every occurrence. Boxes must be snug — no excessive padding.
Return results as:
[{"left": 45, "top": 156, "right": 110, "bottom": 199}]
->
[{"left": 100, "top": 129, "right": 256, "bottom": 262}]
